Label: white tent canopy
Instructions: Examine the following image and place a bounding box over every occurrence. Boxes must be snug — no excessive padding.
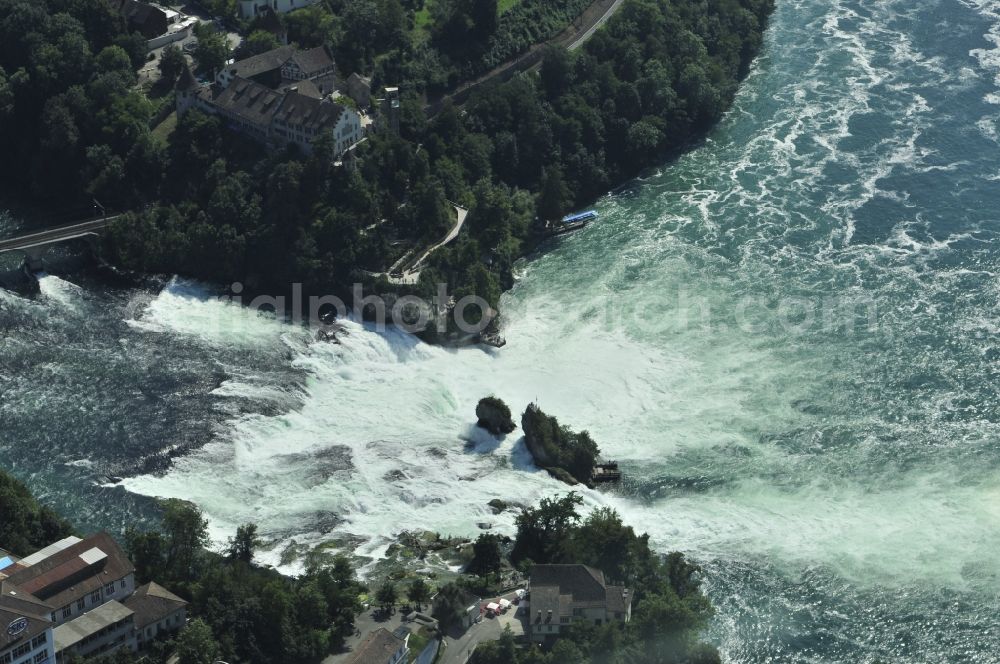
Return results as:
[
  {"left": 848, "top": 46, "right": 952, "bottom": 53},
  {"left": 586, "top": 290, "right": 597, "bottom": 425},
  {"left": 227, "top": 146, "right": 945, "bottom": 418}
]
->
[{"left": 486, "top": 602, "right": 500, "bottom": 612}]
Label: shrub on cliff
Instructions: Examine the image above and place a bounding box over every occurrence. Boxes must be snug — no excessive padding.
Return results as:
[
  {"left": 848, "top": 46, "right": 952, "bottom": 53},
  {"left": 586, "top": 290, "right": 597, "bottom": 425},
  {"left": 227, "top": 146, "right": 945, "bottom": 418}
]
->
[
  {"left": 521, "top": 403, "right": 599, "bottom": 484},
  {"left": 0, "top": 470, "right": 74, "bottom": 557},
  {"left": 476, "top": 396, "right": 516, "bottom": 434}
]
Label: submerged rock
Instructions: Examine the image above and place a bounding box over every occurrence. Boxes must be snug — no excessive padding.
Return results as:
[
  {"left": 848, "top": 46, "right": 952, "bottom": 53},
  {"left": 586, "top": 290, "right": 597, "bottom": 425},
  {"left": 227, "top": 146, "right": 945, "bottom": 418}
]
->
[{"left": 476, "top": 396, "right": 516, "bottom": 435}]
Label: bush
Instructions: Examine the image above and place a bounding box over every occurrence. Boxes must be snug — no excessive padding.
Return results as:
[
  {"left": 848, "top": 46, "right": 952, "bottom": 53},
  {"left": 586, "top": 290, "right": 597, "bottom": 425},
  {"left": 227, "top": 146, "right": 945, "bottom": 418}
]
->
[
  {"left": 521, "top": 404, "right": 599, "bottom": 484},
  {"left": 0, "top": 470, "right": 74, "bottom": 557}
]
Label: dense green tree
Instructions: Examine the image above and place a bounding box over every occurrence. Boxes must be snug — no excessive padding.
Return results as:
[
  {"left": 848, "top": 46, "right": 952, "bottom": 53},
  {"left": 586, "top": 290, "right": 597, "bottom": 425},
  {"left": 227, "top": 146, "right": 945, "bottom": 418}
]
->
[
  {"left": 468, "top": 533, "right": 503, "bottom": 577},
  {"left": 520, "top": 405, "right": 600, "bottom": 484},
  {"left": 541, "top": 45, "right": 573, "bottom": 99},
  {"left": 511, "top": 492, "right": 583, "bottom": 565},
  {"left": 536, "top": 166, "right": 570, "bottom": 222},
  {"left": 158, "top": 43, "right": 186, "bottom": 84},
  {"left": 193, "top": 24, "right": 230, "bottom": 75},
  {"left": 375, "top": 581, "right": 398, "bottom": 612},
  {"left": 235, "top": 29, "right": 280, "bottom": 60},
  {"left": 176, "top": 619, "right": 221, "bottom": 664},
  {"left": 227, "top": 523, "right": 262, "bottom": 563},
  {"left": 161, "top": 498, "right": 209, "bottom": 579},
  {"left": 283, "top": 4, "right": 337, "bottom": 47},
  {"left": 407, "top": 577, "right": 431, "bottom": 610},
  {"left": 431, "top": 583, "right": 469, "bottom": 632},
  {"left": 469, "top": 627, "right": 517, "bottom": 663},
  {"left": 0, "top": 470, "right": 74, "bottom": 557}
]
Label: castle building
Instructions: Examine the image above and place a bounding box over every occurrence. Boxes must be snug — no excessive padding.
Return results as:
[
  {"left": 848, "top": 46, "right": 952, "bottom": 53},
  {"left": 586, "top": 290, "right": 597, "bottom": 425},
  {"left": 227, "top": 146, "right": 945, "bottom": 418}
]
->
[
  {"left": 177, "top": 47, "right": 362, "bottom": 158},
  {"left": 527, "top": 564, "right": 631, "bottom": 643}
]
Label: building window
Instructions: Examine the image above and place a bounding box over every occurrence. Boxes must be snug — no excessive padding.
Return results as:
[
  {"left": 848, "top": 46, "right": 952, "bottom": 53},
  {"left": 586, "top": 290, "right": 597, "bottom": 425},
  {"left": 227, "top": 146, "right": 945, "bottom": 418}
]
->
[
  {"left": 31, "top": 636, "right": 46, "bottom": 649},
  {"left": 62, "top": 605, "right": 71, "bottom": 619},
  {"left": 33, "top": 651, "right": 48, "bottom": 664},
  {"left": 0, "top": 651, "right": 11, "bottom": 664},
  {"left": 77, "top": 598, "right": 85, "bottom": 611},
  {"left": 105, "top": 583, "right": 115, "bottom": 595},
  {"left": 91, "top": 590, "right": 102, "bottom": 603},
  {"left": 12, "top": 643, "right": 30, "bottom": 658},
  {"left": 120, "top": 579, "right": 127, "bottom": 590}
]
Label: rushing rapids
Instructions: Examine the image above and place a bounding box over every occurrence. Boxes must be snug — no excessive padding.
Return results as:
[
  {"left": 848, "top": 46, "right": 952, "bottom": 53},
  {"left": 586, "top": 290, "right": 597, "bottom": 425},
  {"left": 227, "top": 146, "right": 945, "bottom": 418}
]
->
[{"left": 5, "top": 0, "right": 1000, "bottom": 660}]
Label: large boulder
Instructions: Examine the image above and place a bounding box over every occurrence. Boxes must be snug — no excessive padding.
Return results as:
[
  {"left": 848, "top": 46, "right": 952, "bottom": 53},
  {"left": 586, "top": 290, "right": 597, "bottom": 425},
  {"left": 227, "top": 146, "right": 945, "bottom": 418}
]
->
[{"left": 476, "top": 396, "right": 516, "bottom": 435}]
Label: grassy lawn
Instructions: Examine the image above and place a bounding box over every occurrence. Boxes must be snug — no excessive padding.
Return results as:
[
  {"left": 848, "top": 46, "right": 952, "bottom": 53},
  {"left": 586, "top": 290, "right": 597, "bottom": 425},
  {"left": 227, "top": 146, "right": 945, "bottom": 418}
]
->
[
  {"left": 151, "top": 111, "right": 178, "bottom": 144},
  {"left": 412, "top": 0, "right": 436, "bottom": 39},
  {"left": 406, "top": 626, "right": 435, "bottom": 663},
  {"left": 412, "top": 0, "right": 523, "bottom": 41}
]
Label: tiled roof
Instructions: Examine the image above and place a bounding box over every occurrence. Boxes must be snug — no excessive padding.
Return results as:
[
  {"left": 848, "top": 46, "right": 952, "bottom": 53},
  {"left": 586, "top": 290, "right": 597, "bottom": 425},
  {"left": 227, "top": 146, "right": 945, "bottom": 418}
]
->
[
  {"left": 347, "top": 628, "right": 405, "bottom": 664},
  {"left": 176, "top": 65, "right": 200, "bottom": 92},
  {"left": 228, "top": 45, "right": 296, "bottom": 80},
  {"left": 278, "top": 79, "right": 322, "bottom": 99},
  {"left": 530, "top": 565, "right": 607, "bottom": 602},
  {"left": 2, "top": 533, "right": 134, "bottom": 611},
  {"left": 529, "top": 586, "right": 563, "bottom": 624},
  {"left": 0, "top": 605, "right": 51, "bottom": 656},
  {"left": 273, "top": 92, "right": 346, "bottom": 132},
  {"left": 52, "top": 600, "right": 133, "bottom": 651},
  {"left": 0, "top": 580, "right": 55, "bottom": 616},
  {"left": 123, "top": 582, "right": 187, "bottom": 629},
  {"left": 212, "top": 77, "right": 286, "bottom": 127},
  {"left": 605, "top": 586, "right": 630, "bottom": 614},
  {"left": 288, "top": 47, "right": 334, "bottom": 74}
]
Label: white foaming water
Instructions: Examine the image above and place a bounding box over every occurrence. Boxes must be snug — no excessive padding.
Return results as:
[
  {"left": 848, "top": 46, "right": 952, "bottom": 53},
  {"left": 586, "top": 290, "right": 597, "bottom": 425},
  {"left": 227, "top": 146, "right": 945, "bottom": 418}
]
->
[
  {"left": 36, "top": 273, "right": 85, "bottom": 310},
  {"left": 118, "top": 0, "right": 1000, "bottom": 590},
  {"left": 112, "top": 1, "right": 1000, "bottom": 659},
  {"left": 122, "top": 302, "right": 697, "bottom": 573},
  {"left": 964, "top": 0, "right": 1000, "bottom": 101},
  {"left": 121, "top": 264, "right": 1000, "bottom": 592},
  {"left": 126, "top": 277, "right": 309, "bottom": 350}
]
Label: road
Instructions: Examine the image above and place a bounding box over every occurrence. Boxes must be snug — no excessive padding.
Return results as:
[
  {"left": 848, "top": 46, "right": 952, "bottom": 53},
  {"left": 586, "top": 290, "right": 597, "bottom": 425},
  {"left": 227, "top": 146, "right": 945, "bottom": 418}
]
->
[
  {"left": 438, "top": 590, "right": 528, "bottom": 664},
  {"left": 439, "top": 618, "right": 503, "bottom": 664},
  {"left": 567, "top": 0, "right": 628, "bottom": 50},
  {"left": 426, "top": 0, "right": 627, "bottom": 114},
  {"left": 0, "top": 217, "right": 120, "bottom": 255}
]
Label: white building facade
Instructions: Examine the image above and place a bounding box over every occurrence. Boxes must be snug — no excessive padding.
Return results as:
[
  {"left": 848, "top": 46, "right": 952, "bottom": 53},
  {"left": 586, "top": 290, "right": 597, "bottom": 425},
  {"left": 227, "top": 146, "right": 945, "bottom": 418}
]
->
[
  {"left": 238, "top": 0, "right": 320, "bottom": 19},
  {"left": 1, "top": 534, "right": 185, "bottom": 664},
  {"left": 0, "top": 611, "right": 53, "bottom": 664}
]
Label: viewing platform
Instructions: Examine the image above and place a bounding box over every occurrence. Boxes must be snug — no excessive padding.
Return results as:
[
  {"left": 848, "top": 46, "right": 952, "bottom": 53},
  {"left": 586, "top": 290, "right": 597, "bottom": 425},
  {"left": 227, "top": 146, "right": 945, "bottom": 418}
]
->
[{"left": 591, "top": 461, "right": 622, "bottom": 483}]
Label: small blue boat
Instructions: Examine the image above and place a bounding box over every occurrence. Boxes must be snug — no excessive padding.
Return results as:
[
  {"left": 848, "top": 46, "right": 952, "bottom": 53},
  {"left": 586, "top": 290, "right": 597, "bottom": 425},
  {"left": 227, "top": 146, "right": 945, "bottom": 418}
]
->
[{"left": 561, "top": 210, "right": 599, "bottom": 224}]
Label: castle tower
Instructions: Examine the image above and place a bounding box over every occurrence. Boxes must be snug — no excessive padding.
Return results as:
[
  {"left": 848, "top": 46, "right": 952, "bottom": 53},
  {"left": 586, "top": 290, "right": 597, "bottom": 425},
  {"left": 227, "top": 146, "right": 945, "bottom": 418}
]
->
[{"left": 175, "top": 65, "right": 201, "bottom": 117}]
